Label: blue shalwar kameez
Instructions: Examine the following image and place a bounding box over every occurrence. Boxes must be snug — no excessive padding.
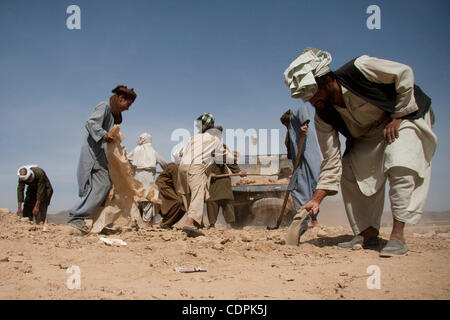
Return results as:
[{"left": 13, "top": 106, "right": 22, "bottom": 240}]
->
[
  {"left": 68, "top": 101, "right": 114, "bottom": 223},
  {"left": 287, "top": 106, "right": 322, "bottom": 223}
]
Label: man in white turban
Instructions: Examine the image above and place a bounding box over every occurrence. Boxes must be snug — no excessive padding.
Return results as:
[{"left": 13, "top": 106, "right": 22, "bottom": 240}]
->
[
  {"left": 128, "top": 132, "right": 167, "bottom": 223},
  {"left": 284, "top": 48, "right": 437, "bottom": 256},
  {"left": 17, "top": 165, "right": 53, "bottom": 224}
]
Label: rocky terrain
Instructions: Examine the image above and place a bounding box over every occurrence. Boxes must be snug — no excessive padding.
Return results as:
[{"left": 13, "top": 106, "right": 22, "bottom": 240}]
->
[{"left": 0, "top": 208, "right": 449, "bottom": 300}]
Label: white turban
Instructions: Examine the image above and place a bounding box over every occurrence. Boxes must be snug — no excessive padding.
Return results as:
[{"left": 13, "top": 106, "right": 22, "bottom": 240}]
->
[
  {"left": 284, "top": 47, "right": 332, "bottom": 102},
  {"left": 128, "top": 133, "right": 156, "bottom": 169},
  {"left": 17, "top": 164, "right": 38, "bottom": 182},
  {"left": 137, "top": 132, "right": 152, "bottom": 145}
]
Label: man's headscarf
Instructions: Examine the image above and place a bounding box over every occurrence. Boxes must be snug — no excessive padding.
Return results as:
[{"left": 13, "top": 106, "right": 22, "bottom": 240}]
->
[
  {"left": 128, "top": 133, "right": 156, "bottom": 169},
  {"left": 196, "top": 113, "right": 215, "bottom": 133},
  {"left": 137, "top": 132, "right": 152, "bottom": 145},
  {"left": 284, "top": 47, "right": 332, "bottom": 102},
  {"left": 17, "top": 165, "right": 38, "bottom": 182}
]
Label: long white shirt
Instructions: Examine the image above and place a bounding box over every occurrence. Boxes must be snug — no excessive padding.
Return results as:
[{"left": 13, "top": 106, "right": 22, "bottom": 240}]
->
[
  {"left": 180, "top": 129, "right": 234, "bottom": 167},
  {"left": 315, "top": 55, "right": 437, "bottom": 196}
]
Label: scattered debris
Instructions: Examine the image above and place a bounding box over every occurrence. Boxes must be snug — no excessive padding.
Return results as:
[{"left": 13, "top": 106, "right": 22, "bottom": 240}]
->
[
  {"left": 240, "top": 233, "right": 252, "bottom": 242},
  {"left": 213, "top": 244, "right": 224, "bottom": 251},
  {"left": 413, "top": 231, "right": 436, "bottom": 238},
  {"left": 220, "top": 237, "right": 231, "bottom": 245},
  {"left": 175, "top": 267, "right": 207, "bottom": 273},
  {"left": 99, "top": 237, "right": 127, "bottom": 246}
]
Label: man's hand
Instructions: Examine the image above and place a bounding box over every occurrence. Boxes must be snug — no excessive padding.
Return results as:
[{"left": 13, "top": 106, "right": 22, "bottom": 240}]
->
[
  {"left": 17, "top": 205, "right": 23, "bottom": 216},
  {"left": 103, "top": 133, "right": 113, "bottom": 143},
  {"left": 299, "top": 189, "right": 328, "bottom": 217},
  {"left": 384, "top": 118, "right": 403, "bottom": 144},
  {"left": 239, "top": 171, "right": 247, "bottom": 177},
  {"left": 299, "top": 199, "right": 320, "bottom": 217},
  {"left": 210, "top": 173, "right": 217, "bottom": 180},
  {"left": 32, "top": 203, "right": 39, "bottom": 216},
  {"left": 300, "top": 124, "right": 308, "bottom": 137}
]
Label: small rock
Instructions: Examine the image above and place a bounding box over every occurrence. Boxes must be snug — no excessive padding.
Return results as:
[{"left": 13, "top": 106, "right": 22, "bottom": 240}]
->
[
  {"left": 220, "top": 238, "right": 231, "bottom": 245},
  {"left": 437, "top": 233, "right": 450, "bottom": 239},
  {"left": 213, "top": 244, "right": 224, "bottom": 251},
  {"left": 317, "top": 229, "right": 328, "bottom": 237},
  {"left": 243, "top": 226, "right": 252, "bottom": 231},
  {"left": 180, "top": 289, "right": 188, "bottom": 297},
  {"left": 186, "top": 250, "right": 197, "bottom": 257},
  {"left": 23, "top": 264, "right": 32, "bottom": 274},
  {"left": 161, "top": 234, "right": 172, "bottom": 241},
  {"left": 0, "top": 257, "right": 9, "bottom": 262},
  {"left": 337, "top": 282, "right": 346, "bottom": 289},
  {"left": 240, "top": 233, "right": 252, "bottom": 242},
  {"left": 413, "top": 231, "right": 436, "bottom": 238},
  {"left": 339, "top": 272, "right": 348, "bottom": 277}
]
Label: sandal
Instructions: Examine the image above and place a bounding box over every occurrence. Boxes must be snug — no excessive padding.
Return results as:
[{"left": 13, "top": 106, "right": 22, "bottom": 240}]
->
[
  {"left": 380, "top": 239, "right": 409, "bottom": 257},
  {"left": 182, "top": 226, "right": 205, "bottom": 238},
  {"left": 338, "top": 235, "right": 380, "bottom": 250}
]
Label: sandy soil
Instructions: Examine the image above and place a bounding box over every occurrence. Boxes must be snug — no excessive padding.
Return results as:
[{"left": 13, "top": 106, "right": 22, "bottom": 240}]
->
[{"left": 0, "top": 209, "right": 449, "bottom": 300}]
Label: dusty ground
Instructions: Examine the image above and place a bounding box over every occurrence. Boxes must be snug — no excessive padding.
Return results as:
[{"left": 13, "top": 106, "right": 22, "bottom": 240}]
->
[{"left": 0, "top": 208, "right": 449, "bottom": 300}]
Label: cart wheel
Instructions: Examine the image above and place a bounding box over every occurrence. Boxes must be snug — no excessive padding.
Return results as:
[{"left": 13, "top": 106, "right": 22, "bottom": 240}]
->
[{"left": 251, "top": 197, "right": 290, "bottom": 226}]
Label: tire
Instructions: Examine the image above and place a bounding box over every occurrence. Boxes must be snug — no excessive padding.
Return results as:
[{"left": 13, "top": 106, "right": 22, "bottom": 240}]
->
[{"left": 251, "top": 197, "right": 294, "bottom": 227}]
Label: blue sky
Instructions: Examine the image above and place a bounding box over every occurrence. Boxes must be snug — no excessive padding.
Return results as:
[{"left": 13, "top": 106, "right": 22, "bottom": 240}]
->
[{"left": 0, "top": 0, "right": 449, "bottom": 213}]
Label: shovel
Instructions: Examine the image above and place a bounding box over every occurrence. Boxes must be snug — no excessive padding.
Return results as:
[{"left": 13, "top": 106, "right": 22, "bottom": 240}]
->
[
  {"left": 267, "top": 120, "right": 309, "bottom": 230},
  {"left": 284, "top": 209, "right": 309, "bottom": 246}
]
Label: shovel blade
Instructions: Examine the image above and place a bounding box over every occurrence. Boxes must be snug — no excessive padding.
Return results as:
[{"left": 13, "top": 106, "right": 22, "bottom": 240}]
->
[{"left": 284, "top": 209, "right": 309, "bottom": 246}]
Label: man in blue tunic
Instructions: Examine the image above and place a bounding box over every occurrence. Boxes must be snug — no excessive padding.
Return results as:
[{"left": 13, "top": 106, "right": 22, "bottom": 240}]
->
[
  {"left": 68, "top": 85, "right": 137, "bottom": 233},
  {"left": 280, "top": 106, "right": 322, "bottom": 233}
]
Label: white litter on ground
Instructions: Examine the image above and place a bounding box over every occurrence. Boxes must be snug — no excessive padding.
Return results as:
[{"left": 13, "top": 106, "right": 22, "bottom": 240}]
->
[{"left": 99, "top": 237, "right": 127, "bottom": 246}]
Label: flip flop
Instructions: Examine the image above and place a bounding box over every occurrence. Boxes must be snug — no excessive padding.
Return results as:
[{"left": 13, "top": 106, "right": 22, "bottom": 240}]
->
[
  {"left": 379, "top": 239, "right": 409, "bottom": 257},
  {"left": 182, "top": 226, "right": 205, "bottom": 238}
]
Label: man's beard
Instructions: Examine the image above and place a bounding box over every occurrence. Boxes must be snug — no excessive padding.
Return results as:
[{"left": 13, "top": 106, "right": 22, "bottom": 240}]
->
[{"left": 323, "top": 88, "right": 335, "bottom": 109}]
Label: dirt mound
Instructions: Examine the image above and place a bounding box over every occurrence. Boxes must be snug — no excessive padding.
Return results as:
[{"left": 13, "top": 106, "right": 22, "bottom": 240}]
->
[{"left": 0, "top": 210, "right": 449, "bottom": 300}]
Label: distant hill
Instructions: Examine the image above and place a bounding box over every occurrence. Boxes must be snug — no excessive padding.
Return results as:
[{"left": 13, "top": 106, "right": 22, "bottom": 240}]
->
[{"left": 47, "top": 210, "right": 70, "bottom": 225}]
